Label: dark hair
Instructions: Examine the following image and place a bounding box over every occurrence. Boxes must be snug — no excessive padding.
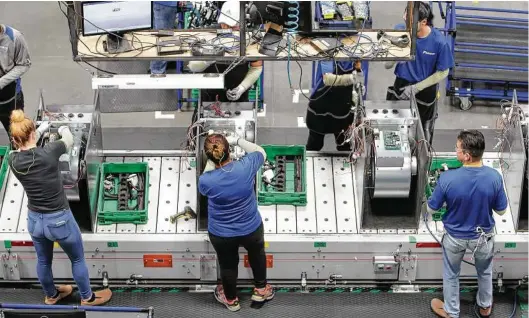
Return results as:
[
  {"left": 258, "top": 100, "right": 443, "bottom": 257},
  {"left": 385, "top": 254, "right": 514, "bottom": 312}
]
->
[
  {"left": 418, "top": 2, "right": 434, "bottom": 26},
  {"left": 457, "top": 129, "right": 485, "bottom": 160},
  {"left": 204, "top": 134, "right": 230, "bottom": 165}
]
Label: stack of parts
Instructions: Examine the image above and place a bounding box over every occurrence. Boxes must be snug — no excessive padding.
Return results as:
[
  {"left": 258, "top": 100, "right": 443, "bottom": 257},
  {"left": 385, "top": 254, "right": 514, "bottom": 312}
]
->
[
  {"left": 97, "top": 162, "right": 150, "bottom": 225},
  {"left": 258, "top": 145, "right": 307, "bottom": 206},
  {"left": 450, "top": 5, "right": 528, "bottom": 104}
]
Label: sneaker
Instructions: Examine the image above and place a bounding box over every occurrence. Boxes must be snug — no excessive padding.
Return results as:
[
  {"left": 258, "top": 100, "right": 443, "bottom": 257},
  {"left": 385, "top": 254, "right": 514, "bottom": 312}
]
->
[
  {"left": 251, "top": 284, "right": 275, "bottom": 302},
  {"left": 478, "top": 306, "right": 492, "bottom": 317},
  {"left": 81, "top": 289, "right": 112, "bottom": 306},
  {"left": 214, "top": 286, "right": 241, "bottom": 312},
  {"left": 44, "top": 285, "right": 73, "bottom": 305},
  {"left": 430, "top": 298, "right": 450, "bottom": 318}
]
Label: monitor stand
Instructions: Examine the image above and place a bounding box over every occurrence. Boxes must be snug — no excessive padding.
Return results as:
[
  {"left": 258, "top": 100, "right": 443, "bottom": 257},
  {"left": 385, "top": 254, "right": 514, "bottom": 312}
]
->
[{"left": 103, "top": 33, "right": 132, "bottom": 54}]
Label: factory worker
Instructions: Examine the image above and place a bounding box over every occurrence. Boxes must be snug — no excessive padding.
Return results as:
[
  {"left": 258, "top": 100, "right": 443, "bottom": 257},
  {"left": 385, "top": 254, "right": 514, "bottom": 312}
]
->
[
  {"left": 187, "top": 0, "right": 263, "bottom": 102},
  {"left": 8, "top": 110, "right": 112, "bottom": 306},
  {"left": 305, "top": 60, "right": 363, "bottom": 151},
  {"left": 427, "top": 130, "right": 507, "bottom": 318},
  {"left": 386, "top": 1, "right": 454, "bottom": 143},
  {"left": 149, "top": 1, "right": 178, "bottom": 74},
  {"left": 198, "top": 134, "right": 274, "bottom": 312},
  {"left": 0, "top": 24, "right": 30, "bottom": 146}
]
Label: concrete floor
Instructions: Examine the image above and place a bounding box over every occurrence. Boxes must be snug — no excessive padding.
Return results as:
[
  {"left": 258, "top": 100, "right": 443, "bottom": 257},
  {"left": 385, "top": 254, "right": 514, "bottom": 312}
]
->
[{"left": 0, "top": 1, "right": 527, "bottom": 147}]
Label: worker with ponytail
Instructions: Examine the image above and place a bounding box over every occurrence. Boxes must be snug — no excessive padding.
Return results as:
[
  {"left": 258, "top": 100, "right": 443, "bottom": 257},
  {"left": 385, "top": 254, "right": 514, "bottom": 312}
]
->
[
  {"left": 198, "top": 134, "right": 274, "bottom": 312},
  {"left": 8, "top": 110, "right": 112, "bottom": 306}
]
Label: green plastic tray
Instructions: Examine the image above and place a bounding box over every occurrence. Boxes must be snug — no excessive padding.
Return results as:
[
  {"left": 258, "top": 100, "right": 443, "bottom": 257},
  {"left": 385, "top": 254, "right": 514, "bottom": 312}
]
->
[
  {"left": 97, "top": 162, "right": 150, "bottom": 225},
  {"left": 0, "top": 146, "right": 10, "bottom": 192},
  {"left": 257, "top": 145, "right": 307, "bottom": 206}
]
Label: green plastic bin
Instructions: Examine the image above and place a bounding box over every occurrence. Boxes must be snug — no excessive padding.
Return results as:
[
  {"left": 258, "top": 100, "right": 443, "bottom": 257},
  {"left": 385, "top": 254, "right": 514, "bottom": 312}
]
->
[
  {"left": 97, "top": 162, "right": 150, "bottom": 225},
  {"left": 257, "top": 145, "right": 307, "bottom": 206},
  {"left": 0, "top": 146, "right": 10, "bottom": 191},
  {"left": 425, "top": 157, "right": 462, "bottom": 220}
]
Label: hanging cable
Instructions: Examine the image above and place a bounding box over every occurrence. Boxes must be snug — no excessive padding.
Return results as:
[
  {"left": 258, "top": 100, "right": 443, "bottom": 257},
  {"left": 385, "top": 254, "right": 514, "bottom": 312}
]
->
[{"left": 286, "top": 1, "right": 300, "bottom": 90}]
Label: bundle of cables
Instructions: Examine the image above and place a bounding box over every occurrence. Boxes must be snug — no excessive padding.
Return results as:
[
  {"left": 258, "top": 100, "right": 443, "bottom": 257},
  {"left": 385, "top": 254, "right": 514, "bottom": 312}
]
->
[{"left": 103, "top": 173, "right": 145, "bottom": 211}]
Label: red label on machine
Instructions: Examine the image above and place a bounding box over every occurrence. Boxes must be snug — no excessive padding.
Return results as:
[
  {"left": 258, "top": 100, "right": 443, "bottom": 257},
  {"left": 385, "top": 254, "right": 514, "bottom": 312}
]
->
[
  {"left": 11, "top": 241, "right": 34, "bottom": 247},
  {"left": 416, "top": 242, "right": 442, "bottom": 248},
  {"left": 244, "top": 255, "right": 273, "bottom": 268},
  {"left": 143, "top": 254, "right": 173, "bottom": 268}
]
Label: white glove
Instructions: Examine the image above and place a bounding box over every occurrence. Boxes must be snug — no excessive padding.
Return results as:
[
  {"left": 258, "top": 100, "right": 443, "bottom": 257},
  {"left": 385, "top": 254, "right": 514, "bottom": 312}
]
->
[
  {"left": 323, "top": 72, "right": 357, "bottom": 87},
  {"left": 36, "top": 121, "right": 50, "bottom": 134},
  {"left": 187, "top": 61, "right": 215, "bottom": 73},
  {"left": 399, "top": 84, "right": 419, "bottom": 100},
  {"left": 57, "top": 126, "right": 69, "bottom": 136},
  {"left": 226, "top": 85, "right": 246, "bottom": 101},
  {"left": 226, "top": 134, "right": 239, "bottom": 146}
]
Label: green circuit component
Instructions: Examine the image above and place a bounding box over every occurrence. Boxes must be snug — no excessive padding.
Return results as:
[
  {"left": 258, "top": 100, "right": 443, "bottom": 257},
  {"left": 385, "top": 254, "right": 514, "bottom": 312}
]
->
[
  {"left": 383, "top": 131, "right": 401, "bottom": 150},
  {"left": 425, "top": 157, "right": 463, "bottom": 220},
  {"left": 0, "top": 145, "right": 10, "bottom": 193}
]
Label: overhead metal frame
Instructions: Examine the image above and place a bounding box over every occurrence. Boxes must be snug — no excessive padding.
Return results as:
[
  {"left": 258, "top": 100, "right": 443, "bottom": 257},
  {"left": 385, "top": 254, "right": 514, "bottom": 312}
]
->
[{"left": 64, "top": 1, "right": 420, "bottom": 62}]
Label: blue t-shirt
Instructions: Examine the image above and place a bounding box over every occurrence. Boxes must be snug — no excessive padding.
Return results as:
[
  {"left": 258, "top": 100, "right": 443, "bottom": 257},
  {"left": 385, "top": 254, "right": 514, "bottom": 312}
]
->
[
  {"left": 198, "top": 152, "right": 264, "bottom": 237},
  {"left": 311, "top": 61, "right": 354, "bottom": 97},
  {"left": 427, "top": 166, "right": 508, "bottom": 239},
  {"left": 154, "top": 1, "right": 178, "bottom": 7},
  {"left": 394, "top": 24, "right": 454, "bottom": 83}
]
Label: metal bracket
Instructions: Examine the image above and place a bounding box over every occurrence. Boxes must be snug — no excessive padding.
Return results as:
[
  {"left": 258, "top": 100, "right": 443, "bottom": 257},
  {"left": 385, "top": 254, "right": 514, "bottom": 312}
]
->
[
  {"left": 398, "top": 254, "right": 418, "bottom": 282},
  {"left": 391, "top": 284, "right": 420, "bottom": 293},
  {"left": 300, "top": 272, "right": 308, "bottom": 293},
  {"left": 200, "top": 254, "right": 218, "bottom": 281},
  {"left": 1, "top": 253, "right": 20, "bottom": 280}
]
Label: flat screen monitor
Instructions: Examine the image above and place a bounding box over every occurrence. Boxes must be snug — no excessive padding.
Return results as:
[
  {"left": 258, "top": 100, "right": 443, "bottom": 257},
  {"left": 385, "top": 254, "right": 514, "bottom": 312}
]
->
[{"left": 81, "top": 1, "right": 153, "bottom": 36}]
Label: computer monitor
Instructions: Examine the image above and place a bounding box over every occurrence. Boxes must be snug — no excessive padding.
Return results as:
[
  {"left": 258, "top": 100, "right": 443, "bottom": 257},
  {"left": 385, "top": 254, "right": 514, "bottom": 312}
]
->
[{"left": 81, "top": 1, "right": 153, "bottom": 53}]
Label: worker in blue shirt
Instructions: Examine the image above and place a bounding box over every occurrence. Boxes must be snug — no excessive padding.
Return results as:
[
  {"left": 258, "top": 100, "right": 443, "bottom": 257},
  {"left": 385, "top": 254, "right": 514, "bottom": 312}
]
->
[
  {"left": 305, "top": 61, "right": 363, "bottom": 151},
  {"left": 198, "top": 133, "right": 274, "bottom": 312},
  {"left": 386, "top": 2, "right": 454, "bottom": 143},
  {"left": 149, "top": 1, "right": 178, "bottom": 74},
  {"left": 427, "top": 130, "right": 508, "bottom": 318}
]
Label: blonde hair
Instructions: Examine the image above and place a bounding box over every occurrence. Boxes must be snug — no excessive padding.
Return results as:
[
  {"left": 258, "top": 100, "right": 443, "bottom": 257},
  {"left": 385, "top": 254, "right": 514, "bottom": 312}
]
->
[
  {"left": 204, "top": 134, "right": 230, "bottom": 165},
  {"left": 10, "top": 109, "right": 35, "bottom": 149}
]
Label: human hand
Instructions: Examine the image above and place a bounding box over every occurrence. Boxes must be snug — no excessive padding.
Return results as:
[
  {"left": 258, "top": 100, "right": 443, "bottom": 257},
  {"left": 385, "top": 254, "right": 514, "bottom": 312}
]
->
[
  {"left": 226, "top": 85, "right": 246, "bottom": 101},
  {"left": 57, "top": 126, "right": 69, "bottom": 136},
  {"left": 399, "top": 85, "right": 419, "bottom": 100},
  {"left": 226, "top": 134, "right": 239, "bottom": 146}
]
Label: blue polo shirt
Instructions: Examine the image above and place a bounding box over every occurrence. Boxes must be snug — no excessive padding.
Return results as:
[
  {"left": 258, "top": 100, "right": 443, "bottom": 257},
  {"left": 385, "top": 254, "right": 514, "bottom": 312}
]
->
[
  {"left": 427, "top": 166, "right": 508, "bottom": 239},
  {"left": 394, "top": 24, "right": 454, "bottom": 83},
  {"left": 311, "top": 61, "right": 354, "bottom": 97},
  {"left": 154, "top": 1, "right": 178, "bottom": 7},
  {"left": 198, "top": 152, "right": 264, "bottom": 237}
]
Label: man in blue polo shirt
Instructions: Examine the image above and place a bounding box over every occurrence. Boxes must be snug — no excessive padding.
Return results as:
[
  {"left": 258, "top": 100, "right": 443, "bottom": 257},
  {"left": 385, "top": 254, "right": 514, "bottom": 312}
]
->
[
  {"left": 427, "top": 130, "right": 508, "bottom": 318},
  {"left": 386, "top": 2, "right": 454, "bottom": 143},
  {"left": 150, "top": 1, "right": 178, "bottom": 75}
]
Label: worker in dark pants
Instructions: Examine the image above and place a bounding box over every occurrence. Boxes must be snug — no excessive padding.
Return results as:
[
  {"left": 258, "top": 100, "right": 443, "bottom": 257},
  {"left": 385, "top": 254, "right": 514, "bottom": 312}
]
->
[
  {"left": 188, "top": 0, "right": 263, "bottom": 103},
  {"left": 427, "top": 130, "right": 508, "bottom": 318},
  {"left": 199, "top": 134, "right": 274, "bottom": 312},
  {"left": 305, "top": 61, "right": 363, "bottom": 151},
  {"left": 386, "top": 2, "right": 454, "bottom": 144},
  {"left": 149, "top": 1, "right": 178, "bottom": 75},
  {"left": 0, "top": 24, "right": 31, "bottom": 147}
]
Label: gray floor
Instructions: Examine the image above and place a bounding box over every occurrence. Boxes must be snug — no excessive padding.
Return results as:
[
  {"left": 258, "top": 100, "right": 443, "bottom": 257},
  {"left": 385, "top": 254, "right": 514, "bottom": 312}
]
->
[{"left": 1, "top": 1, "right": 528, "bottom": 147}]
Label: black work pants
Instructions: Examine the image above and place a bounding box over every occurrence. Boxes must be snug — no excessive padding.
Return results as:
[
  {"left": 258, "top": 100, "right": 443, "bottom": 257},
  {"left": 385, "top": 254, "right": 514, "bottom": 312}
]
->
[
  {"left": 209, "top": 223, "right": 267, "bottom": 300},
  {"left": 0, "top": 89, "right": 24, "bottom": 148},
  {"left": 306, "top": 129, "right": 351, "bottom": 152}
]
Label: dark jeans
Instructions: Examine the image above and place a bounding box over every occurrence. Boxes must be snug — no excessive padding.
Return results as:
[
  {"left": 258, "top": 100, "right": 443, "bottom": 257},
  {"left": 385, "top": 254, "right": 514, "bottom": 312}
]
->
[
  {"left": 209, "top": 223, "right": 267, "bottom": 300},
  {"left": 0, "top": 91, "right": 24, "bottom": 147},
  {"left": 306, "top": 129, "right": 351, "bottom": 151},
  {"left": 28, "top": 209, "right": 93, "bottom": 300}
]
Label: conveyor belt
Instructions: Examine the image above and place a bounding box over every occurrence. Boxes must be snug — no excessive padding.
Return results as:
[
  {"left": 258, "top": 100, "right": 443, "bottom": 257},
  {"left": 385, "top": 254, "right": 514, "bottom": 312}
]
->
[{"left": 0, "top": 287, "right": 525, "bottom": 318}]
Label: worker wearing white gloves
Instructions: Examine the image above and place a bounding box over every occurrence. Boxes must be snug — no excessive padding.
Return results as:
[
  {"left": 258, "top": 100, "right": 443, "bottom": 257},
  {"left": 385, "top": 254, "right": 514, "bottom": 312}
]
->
[
  {"left": 198, "top": 133, "right": 274, "bottom": 312},
  {"left": 8, "top": 110, "right": 112, "bottom": 306},
  {"left": 385, "top": 2, "right": 454, "bottom": 143},
  {"left": 305, "top": 61, "right": 364, "bottom": 151},
  {"left": 187, "top": 0, "right": 263, "bottom": 102}
]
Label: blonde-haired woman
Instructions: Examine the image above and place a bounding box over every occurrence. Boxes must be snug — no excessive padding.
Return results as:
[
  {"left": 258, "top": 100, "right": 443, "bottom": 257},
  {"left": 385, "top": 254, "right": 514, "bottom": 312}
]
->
[
  {"left": 198, "top": 134, "right": 274, "bottom": 312},
  {"left": 8, "top": 110, "right": 111, "bottom": 306}
]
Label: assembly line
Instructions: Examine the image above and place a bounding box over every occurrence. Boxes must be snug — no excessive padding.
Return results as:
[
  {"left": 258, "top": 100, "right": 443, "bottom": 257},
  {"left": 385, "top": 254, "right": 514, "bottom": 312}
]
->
[{"left": 0, "top": 1, "right": 527, "bottom": 317}]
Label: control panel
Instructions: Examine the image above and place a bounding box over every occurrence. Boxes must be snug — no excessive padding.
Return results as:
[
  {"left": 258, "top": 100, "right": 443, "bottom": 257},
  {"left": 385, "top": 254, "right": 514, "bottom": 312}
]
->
[{"left": 373, "top": 256, "right": 398, "bottom": 273}]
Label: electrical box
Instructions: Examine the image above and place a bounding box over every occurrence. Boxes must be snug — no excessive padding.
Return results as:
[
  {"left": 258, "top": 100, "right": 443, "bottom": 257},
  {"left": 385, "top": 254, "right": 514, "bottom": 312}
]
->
[{"left": 373, "top": 255, "right": 398, "bottom": 273}]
